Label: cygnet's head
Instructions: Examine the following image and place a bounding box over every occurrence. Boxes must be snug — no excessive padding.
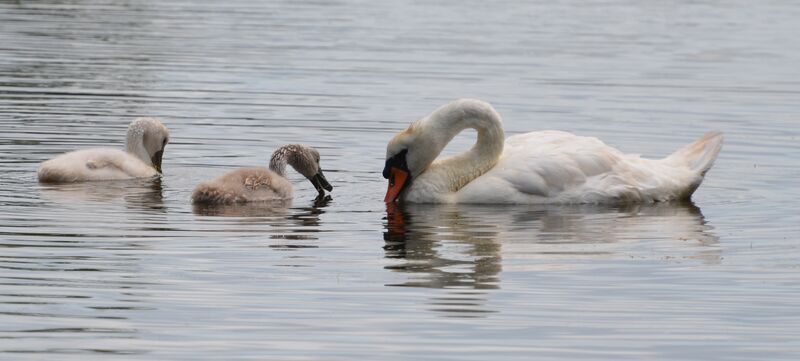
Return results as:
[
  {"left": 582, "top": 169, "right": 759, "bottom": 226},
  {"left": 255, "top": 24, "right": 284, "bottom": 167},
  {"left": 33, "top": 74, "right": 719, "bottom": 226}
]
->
[
  {"left": 125, "top": 117, "right": 170, "bottom": 173},
  {"left": 269, "top": 144, "right": 333, "bottom": 195}
]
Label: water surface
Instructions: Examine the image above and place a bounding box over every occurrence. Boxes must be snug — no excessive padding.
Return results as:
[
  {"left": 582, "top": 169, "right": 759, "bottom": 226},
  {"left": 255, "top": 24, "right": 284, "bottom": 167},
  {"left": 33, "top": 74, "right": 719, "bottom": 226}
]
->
[{"left": 1, "top": 0, "right": 799, "bottom": 359}]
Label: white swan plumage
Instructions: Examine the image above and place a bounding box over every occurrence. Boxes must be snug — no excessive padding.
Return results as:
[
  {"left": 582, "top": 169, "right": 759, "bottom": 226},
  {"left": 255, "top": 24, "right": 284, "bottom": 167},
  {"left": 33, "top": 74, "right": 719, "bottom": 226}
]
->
[
  {"left": 38, "top": 117, "right": 169, "bottom": 183},
  {"left": 383, "top": 99, "right": 722, "bottom": 204},
  {"left": 191, "top": 144, "right": 333, "bottom": 204}
]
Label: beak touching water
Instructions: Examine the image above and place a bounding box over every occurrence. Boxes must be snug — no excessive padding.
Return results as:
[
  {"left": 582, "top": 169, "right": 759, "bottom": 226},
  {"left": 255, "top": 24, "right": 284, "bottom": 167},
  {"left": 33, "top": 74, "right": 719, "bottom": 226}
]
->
[
  {"left": 384, "top": 167, "right": 409, "bottom": 203},
  {"left": 151, "top": 149, "right": 164, "bottom": 174},
  {"left": 311, "top": 170, "right": 333, "bottom": 195}
]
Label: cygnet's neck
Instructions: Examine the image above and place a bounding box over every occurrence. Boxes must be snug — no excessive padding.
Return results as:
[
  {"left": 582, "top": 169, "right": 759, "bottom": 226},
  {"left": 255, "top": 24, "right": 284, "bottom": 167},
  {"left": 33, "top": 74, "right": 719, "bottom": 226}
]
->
[
  {"left": 125, "top": 123, "right": 152, "bottom": 166},
  {"left": 269, "top": 144, "right": 307, "bottom": 177}
]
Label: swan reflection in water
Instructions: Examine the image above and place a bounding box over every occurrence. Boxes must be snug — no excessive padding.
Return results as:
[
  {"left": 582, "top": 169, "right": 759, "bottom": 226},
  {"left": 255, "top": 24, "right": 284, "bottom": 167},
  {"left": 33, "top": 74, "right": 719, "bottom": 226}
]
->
[{"left": 383, "top": 201, "right": 719, "bottom": 317}]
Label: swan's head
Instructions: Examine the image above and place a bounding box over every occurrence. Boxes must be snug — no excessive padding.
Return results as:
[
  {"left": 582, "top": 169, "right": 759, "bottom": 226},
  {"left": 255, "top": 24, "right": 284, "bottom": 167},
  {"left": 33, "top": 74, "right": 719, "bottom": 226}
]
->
[
  {"left": 126, "top": 117, "right": 169, "bottom": 173},
  {"left": 383, "top": 99, "right": 505, "bottom": 203},
  {"left": 383, "top": 121, "right": 439, "bottom": 202},
  {"left": 270, "top": 144, "right": 333, "bottom": 196}
]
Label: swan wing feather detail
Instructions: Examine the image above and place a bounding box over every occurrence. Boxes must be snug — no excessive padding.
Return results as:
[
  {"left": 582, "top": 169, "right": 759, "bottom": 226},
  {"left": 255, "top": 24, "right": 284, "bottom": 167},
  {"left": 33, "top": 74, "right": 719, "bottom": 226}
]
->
[
  {"left": 456, "top": 131, "right": 717, "bottom": 204},
  {"left": 456, "top": 131, "right": 623, "bottom": 203}
]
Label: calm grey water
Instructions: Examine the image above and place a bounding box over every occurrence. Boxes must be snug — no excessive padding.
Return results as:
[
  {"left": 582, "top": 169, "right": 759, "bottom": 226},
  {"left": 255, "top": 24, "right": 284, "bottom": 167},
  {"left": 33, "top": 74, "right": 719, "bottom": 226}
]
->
[{"left": 1, "top": 0, "right": 799, "bottom": 359}]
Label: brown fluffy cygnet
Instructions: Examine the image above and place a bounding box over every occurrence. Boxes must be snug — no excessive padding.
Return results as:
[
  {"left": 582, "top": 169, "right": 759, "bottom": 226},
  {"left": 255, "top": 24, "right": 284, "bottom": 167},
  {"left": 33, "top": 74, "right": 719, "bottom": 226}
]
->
[{"left": 191, "top": 144, "right": 333, "bottom": 204}]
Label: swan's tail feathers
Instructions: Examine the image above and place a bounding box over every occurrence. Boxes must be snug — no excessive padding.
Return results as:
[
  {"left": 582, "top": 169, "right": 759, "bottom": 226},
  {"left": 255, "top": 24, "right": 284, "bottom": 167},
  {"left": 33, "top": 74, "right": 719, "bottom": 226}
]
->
[{"left": 666, "top": 131, "right": 723, "bottom": 176}]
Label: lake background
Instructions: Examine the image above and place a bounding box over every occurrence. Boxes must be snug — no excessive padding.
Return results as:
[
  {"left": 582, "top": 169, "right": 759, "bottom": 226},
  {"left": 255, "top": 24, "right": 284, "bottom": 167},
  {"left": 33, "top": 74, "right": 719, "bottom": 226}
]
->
[{"left": 0, "top": 0, "right": 798, "bottom": 359}]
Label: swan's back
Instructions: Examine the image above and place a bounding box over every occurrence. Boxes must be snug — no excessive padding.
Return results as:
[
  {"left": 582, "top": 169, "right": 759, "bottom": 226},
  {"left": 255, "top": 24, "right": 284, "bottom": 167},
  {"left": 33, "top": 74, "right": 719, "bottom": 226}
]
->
[
  {"left": 457, "top": 131, "right": 723, "bottom": 204},
  {"left": 38, "top": 148, "right": 158, "bottom": 183},
  {"left": 191, "top": 167, "right": 293, "bottom": 204}
]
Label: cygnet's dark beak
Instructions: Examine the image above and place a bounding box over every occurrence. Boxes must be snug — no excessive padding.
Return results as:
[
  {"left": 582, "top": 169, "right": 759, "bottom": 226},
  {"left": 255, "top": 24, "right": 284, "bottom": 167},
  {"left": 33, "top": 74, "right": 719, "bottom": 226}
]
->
[
  {"left": 310, "top": 170, "right": 333, "bottom": 195},
  {"left": 151, "top": 149, "right": 164, "bottom": 174}
]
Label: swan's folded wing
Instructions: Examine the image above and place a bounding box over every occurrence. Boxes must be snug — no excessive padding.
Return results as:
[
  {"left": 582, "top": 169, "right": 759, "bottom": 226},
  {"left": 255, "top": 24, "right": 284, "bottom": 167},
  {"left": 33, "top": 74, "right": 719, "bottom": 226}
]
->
[
  {"left": 85, "top": 149, "right": 157, "bottom": 179},
  {"left": 456, "top": 131, "right": 626, "bottom": 203},
  {"left": 86, "top": 156, "right": 122, "bottom": 171}
]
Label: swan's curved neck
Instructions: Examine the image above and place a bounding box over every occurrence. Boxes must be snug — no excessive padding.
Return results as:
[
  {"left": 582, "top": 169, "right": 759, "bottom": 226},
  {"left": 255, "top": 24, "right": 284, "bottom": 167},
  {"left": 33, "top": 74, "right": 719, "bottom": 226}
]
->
[
  {"left": 125, "top": 126, "right": 152, "bottom": 166},
  {"left": 418, "top": 100, "right": 505, "bottom": 192}
]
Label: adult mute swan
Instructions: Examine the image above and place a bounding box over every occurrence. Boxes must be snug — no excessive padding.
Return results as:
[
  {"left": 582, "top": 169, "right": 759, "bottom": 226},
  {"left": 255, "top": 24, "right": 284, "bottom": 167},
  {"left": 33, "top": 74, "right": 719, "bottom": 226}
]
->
[
  {"left": 192, "top": 144, "right": 333, "bottom": 204},
  {"left": 383, "top": 99, "right": 722, "bottom": 204},
  {"left": 38, "top": 117, "right": 169, "bottom": 183}
]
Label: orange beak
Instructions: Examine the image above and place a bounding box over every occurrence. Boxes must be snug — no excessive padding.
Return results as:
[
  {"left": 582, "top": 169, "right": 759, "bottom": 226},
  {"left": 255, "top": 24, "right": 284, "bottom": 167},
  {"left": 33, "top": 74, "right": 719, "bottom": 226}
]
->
[
  {"left": 384, "top": 167, "right": 409, "bottom": 203},
  {"left": 385, "top": 202, "right": 406, "bottom": 229}
]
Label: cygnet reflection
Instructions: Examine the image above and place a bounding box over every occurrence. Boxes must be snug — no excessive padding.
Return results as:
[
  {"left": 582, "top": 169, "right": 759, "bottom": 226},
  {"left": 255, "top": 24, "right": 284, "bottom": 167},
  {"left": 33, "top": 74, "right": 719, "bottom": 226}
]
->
[{"left": 38, "top": 177, "right": 165, "bottom": 212}]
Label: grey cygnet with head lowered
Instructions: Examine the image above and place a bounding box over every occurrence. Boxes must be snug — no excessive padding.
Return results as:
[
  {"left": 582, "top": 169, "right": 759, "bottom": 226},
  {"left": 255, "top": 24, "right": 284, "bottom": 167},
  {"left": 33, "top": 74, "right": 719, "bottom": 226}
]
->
[{"left": 192, "top": 144, "right": 333, "bottom": 204}]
